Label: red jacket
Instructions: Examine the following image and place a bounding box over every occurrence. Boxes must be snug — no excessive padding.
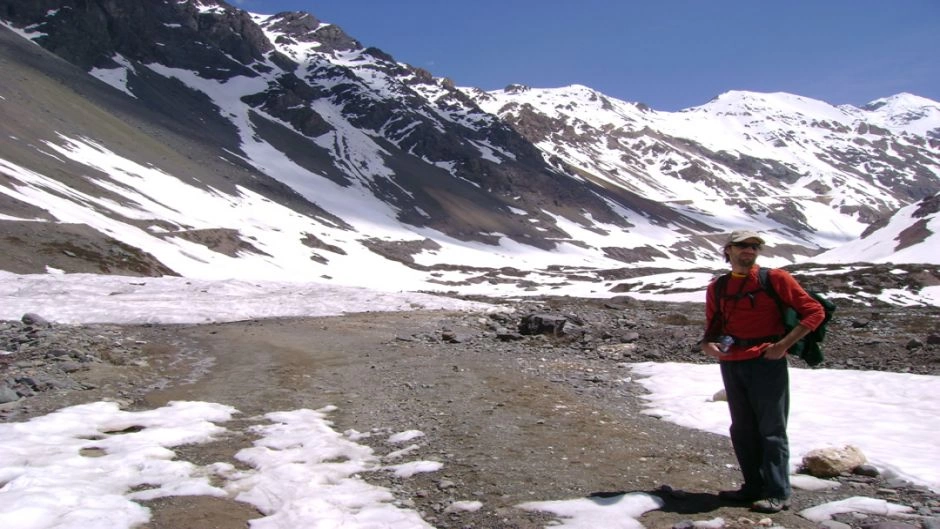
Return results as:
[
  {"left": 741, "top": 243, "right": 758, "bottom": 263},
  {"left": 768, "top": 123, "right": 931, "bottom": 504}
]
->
[{"left": 705, "top": 266, "right": 825, "bottom": 361}]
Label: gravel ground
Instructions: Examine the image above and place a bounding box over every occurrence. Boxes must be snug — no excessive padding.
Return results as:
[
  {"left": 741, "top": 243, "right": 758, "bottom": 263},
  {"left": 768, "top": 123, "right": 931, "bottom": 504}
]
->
[{"left": 1, "top": 292, "right": 939, "bottom": 529}]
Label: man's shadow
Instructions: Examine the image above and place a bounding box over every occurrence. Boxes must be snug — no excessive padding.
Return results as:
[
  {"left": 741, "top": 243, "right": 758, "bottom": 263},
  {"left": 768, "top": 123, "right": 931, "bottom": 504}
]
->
[{"left": 588, "top": 489, "right": 725, "bottom": 515}]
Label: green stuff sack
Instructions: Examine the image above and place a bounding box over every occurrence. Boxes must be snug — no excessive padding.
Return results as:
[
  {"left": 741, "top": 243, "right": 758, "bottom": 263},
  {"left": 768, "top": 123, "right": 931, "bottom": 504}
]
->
[
  {"left": 760, "top": 268, "right": 835, "bottom": 367},
  {"left": 780, "top": 290, "right": 836, "bottom": 367}
]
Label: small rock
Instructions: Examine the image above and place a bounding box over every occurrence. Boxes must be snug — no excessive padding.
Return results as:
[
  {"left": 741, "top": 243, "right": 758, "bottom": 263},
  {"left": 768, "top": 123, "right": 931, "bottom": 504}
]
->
[
  {"left": 661, "top": 313, "right": 689, "bottom": 325},
  {"left": 620, "top": 332, "right": 640, "bottom": 343},
  {"left": 819, "top": 521, "right": 853, "bottom": 529},
  {"left": 854, "top": 464, "right": 880, "bottom": 477},
  {"left": 0, "top": 383, "right": 20, "bottom": 404},
  {"left": 922, "top": 517, "right": 940, "bottom": 529},
  {"left": 884, "top": 478, "right": 913, "bottom": 489},
  {"left": 21, "top": 313, "right": 50, "bottom": 327},
  {"left": 46, "top": 348, "right": 71, "bottom": 358},
  {"left": 495, "top": 331, "right": 524, "bottom": 342},
  {"left": 60, "top": 362, "right": 84, "bottom": 373},
  {"left": 442, "top": 331, "right": 467, "bottom": 343}
]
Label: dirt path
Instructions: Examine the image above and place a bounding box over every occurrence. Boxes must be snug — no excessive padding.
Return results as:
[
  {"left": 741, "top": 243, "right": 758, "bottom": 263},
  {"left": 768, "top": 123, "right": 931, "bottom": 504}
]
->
[{"left": 127, "top": 311, "right": 829, "bottom": 529}]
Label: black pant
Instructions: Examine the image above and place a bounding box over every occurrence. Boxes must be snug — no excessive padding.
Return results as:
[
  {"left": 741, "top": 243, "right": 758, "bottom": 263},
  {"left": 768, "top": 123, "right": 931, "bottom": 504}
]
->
[{"left": 720, "top": 356, "right": 791, "bottom": 499}]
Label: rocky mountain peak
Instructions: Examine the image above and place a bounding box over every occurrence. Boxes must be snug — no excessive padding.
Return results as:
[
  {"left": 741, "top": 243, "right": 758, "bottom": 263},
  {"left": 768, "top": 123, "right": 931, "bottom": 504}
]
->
[
  {"left": 860, "top": 93, "right": 940, "bottom": 138},
  {"left": 0, "top": 0, "right": 273, "bottom": 75},
  {"left": 863, "top": 92, "right": 937, "bottom": 111},
  {"left": 503, "top": 83, "right": 532, "bottom": 94},
  {"left": 258, "top": 10, "right": 361, "bottom": 54}
]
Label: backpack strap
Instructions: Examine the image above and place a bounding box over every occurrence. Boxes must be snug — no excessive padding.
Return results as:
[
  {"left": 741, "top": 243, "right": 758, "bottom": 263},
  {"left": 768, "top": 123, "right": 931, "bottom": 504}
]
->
[
  {"left": 705, "top": 273, "right": 730, "bottom": 340},
  {"left": 715, "top": 273, "right": 730, "bottom": 299},
  {"left": 758, "top": 267, "right": 785, "bottom": 314}
]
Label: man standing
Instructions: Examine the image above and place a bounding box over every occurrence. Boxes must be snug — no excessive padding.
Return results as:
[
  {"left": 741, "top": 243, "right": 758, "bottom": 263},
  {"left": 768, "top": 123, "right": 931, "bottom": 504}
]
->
[{"left": 702, "top": 230, "right": 824, "bottom": 513}]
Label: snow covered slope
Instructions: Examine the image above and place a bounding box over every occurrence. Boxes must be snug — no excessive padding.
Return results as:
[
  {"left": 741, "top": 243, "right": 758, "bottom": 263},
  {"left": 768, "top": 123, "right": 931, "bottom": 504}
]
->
[{"left": 814, "top": 194, "right": 940, "bottom": 264}]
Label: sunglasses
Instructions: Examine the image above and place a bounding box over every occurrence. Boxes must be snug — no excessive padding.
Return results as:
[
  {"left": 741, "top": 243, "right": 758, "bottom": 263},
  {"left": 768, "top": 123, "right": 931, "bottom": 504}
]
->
[{"left": 731, "top": 242, "right": 762, "bottom": 250}]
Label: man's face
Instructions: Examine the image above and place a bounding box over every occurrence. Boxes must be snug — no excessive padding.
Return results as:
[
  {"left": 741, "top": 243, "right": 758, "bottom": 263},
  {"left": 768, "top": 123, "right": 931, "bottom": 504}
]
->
[{"left": 727, "top": 238, "right": 762, "bottom": 268}]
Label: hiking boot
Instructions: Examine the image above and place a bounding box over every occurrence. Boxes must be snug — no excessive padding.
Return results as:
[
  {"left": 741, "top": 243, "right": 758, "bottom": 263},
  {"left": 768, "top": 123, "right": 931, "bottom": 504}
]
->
[
  {"left": 751, "top": 497, "right": 791, "bottom": 513},
  {"left": 718, "top": 487, "right": 761, "bottom": 502}
]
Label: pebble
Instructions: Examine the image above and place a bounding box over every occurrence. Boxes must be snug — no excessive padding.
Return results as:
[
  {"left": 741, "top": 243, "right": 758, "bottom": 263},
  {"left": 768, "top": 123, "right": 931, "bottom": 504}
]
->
[
  {"left": 923, "top": 518, "right": 940, "bottom": 529},
  {"left": 820, "top": 521, "right": 852, "bottom": 529}
]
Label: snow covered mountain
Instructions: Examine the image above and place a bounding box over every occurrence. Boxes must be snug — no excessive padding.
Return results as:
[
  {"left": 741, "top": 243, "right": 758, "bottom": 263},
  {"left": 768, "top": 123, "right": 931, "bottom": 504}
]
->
[
  {"left": 0, "top": 0, "right": 938, "bottom": 296},
  {"left": 464, "top": 86, "right": 940, "bottom": 251}
]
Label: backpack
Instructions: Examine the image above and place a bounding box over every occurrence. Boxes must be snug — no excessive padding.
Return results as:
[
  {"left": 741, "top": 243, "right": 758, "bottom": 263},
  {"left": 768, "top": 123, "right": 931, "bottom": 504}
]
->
[{"left": 714, "top": 267, "right": 835, "bottom": 367}]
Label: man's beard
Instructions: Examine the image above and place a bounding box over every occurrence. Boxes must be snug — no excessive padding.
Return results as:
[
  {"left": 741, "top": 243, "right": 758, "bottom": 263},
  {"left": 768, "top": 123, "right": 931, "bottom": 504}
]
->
[{"left": 735, "top": 255, "right": 756, "bottom": 268}]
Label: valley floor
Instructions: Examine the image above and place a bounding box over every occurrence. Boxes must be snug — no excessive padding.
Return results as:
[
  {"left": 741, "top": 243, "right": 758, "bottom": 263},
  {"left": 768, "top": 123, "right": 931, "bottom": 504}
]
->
[{"left": 2, "top": 299, "right": 938, "bottom": 529}]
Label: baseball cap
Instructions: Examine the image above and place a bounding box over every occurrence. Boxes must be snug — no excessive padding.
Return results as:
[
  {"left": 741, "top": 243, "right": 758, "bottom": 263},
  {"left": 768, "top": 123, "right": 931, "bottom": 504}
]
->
[{"left": 726, "top": 230, "right": 766, "bottom": 245}]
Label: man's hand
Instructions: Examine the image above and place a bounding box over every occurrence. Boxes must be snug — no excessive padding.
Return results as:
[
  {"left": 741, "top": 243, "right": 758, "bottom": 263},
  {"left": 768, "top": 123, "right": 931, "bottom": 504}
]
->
[
  {"left": 762, "top": 323, "right": 813, "bottom": 360},
  {"left": 702, "top": 341, "right": 724, "bottom": 359},
  {"left": 762, "top": 342, "right": 788, "bottom": 360}
]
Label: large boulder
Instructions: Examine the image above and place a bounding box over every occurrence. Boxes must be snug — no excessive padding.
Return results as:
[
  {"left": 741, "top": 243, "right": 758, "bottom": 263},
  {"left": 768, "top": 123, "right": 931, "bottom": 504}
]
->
[
  {"left": 518, "top": 313, "right": 568, "bottom": 337},
  {"left": 801, "top": 445, "right": 867, "bottom": 478}
]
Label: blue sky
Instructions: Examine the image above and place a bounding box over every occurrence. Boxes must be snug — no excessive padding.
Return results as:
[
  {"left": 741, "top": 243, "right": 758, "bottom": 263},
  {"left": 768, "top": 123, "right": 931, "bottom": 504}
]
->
[{"left": 236, "top": 0, "right": 938, "bottom": 111}]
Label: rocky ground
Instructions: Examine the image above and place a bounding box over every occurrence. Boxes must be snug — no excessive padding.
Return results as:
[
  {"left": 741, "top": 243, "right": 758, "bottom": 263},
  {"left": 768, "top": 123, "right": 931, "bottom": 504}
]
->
[{"left": 1, "top": 285, "right": 939, "bottom": 529}]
